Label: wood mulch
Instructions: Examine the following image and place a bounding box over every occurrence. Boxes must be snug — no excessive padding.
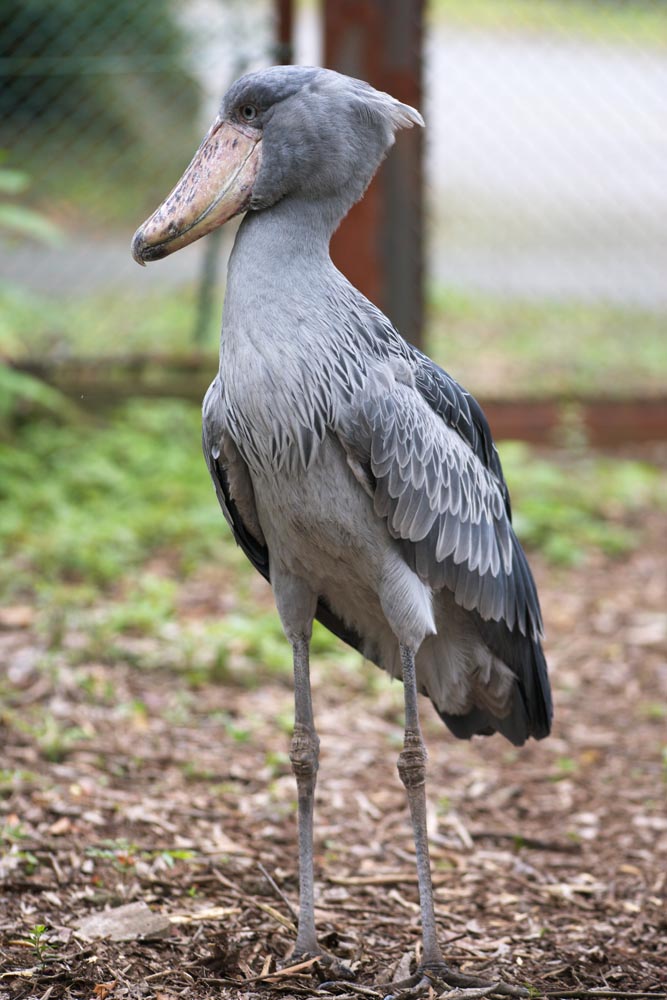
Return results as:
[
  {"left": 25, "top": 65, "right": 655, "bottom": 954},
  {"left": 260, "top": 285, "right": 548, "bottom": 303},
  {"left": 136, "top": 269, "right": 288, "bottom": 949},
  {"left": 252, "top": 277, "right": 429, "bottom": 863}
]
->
[{"left": 0, "top": 516, "right": 665, "bottom": 999}]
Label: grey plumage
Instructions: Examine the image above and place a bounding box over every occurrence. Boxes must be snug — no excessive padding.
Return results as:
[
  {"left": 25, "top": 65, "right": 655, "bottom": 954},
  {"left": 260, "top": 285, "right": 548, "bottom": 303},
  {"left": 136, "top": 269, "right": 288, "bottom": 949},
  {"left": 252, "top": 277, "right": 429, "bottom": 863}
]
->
[
  {"left": 134, "top": 64, "right": 551, "bottom": 986},
  {"left": 202, "top": 259, "right": 551, "bottom": 743}
]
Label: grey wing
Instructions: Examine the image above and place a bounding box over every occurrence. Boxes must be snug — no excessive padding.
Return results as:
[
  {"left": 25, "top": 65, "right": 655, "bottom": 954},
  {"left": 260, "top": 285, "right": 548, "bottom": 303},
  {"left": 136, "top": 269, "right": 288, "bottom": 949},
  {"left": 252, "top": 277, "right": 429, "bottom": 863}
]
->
[
  {"left": 338, "top": 372, "right": 551, "bottom": 742},
  {"left": 340, "top": 377, "right": 541, "bottom": 639}
]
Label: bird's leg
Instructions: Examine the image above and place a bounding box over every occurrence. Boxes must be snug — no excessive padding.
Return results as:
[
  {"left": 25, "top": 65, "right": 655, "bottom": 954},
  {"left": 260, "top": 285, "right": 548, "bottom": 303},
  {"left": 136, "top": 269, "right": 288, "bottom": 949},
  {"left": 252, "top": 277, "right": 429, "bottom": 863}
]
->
[
  {"left": 284, "top": 633, "right": 353, "bottom": 982},
  {"left": 388, "top": 644, "right": 528, "bottom": 999},
  {"left": 397, "top": 643, "right": 443, "bottom": 968},
  {"left": 289, "top": 632, "right": 321, "bottom": 959},
  {"left": 273, "top": 576, "right": 349, "bottom": 977}
]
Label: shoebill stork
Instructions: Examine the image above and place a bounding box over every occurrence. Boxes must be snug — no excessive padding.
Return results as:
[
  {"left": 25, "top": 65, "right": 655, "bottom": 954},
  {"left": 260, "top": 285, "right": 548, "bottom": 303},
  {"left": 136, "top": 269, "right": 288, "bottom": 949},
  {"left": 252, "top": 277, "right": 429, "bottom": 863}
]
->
[{"left": 132, "top": 65, "right": 551, "bottom": 993}]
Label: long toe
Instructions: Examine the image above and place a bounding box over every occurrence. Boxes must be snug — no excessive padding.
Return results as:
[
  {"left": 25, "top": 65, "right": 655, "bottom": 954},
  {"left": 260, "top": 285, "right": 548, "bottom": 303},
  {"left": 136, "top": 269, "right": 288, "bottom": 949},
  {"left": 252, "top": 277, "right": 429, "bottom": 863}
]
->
[
  {"left": 423, "top": 962, "right": 529, "bottom": 999},
  {"left": 381, "top": 962, "right": 529, "bottom": 1000}
]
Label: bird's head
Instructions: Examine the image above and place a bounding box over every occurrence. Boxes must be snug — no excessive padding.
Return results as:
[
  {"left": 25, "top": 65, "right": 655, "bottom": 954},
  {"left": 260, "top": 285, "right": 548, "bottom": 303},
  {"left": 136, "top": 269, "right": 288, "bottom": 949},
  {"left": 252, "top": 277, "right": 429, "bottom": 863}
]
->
[{"left": 131, "top": 65, "right": 423, "bottom": 264}]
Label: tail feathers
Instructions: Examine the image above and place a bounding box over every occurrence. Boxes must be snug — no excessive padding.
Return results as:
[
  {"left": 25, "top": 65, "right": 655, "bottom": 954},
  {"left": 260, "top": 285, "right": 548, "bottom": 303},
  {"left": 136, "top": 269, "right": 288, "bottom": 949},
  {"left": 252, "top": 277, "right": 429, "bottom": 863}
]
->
[
  {"left": 435, "top": 634, "right": 552, "bottom": 747},
  {"left": 522, "top": 637, "right": 552, "bottom": 739},
  {"left": 437, "top": 693, "right": 539, "bottom": 747}
]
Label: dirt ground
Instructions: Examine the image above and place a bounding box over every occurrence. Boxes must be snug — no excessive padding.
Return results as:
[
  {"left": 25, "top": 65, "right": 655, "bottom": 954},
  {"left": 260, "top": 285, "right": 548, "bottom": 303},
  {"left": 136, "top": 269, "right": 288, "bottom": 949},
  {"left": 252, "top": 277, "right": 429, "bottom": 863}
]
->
[{"left": 1, "top": 513, "right": 666, "bottom": 999}]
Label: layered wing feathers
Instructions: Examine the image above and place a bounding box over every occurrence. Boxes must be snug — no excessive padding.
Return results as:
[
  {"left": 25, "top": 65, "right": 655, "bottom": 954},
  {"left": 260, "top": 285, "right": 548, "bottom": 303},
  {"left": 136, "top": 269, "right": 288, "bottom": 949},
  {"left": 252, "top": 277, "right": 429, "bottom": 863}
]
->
[{"left": 342, "top": 373, "right": 542, "bottom": 640}]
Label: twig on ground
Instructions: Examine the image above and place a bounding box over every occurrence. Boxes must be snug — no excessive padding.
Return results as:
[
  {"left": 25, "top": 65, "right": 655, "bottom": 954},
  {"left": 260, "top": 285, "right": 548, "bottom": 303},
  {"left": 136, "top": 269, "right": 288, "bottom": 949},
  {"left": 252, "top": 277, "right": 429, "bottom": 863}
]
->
[
  {"left": 204, "top": 954, "right": 323, "bottom": 988},
  {"left": 260, "top": 956, "right": 323, "bottom": 980},
  {"left": 317, "top": 983, "right": 383, "bottom": 997},
  {"left": 330, "top": 873, "right": 450, "bottom": 887},
  {"left": 258, "top": 860, "right": 299, "bottom": 922},
  {"left": 255, "top": 900, "right": 297, "bottom": 932}
]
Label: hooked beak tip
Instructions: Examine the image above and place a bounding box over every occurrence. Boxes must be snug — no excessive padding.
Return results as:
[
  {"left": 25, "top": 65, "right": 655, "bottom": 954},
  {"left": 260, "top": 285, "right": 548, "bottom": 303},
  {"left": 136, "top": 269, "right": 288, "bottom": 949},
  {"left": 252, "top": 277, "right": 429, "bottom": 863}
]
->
[
  {"left": 131, "top": 122, "right": 262, "bottom": 266},
  {"left": 131, "top": 230, "right": 147, "bottom": 267}
]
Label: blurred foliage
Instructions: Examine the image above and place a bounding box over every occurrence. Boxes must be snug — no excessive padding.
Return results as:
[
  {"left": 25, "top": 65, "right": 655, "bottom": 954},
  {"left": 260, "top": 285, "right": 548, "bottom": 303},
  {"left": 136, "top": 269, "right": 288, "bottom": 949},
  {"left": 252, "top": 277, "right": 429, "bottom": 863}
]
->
[
  {"left": 499, "top": 441, "right": 664, "bottom": 565},
  {"left": 0, "top": 284, "right": 220, "bottom": 360},
  {"left": 0, "top": 365, "right": 77, "bottom": 424},
  {"left": 0, "top": 0, "right": 196, "bottom": 126},
  {"left": 0, "top": 400, "right": 230, "bottom": 597},
  {"left": 0, "top": 0, "right": 199, "bottom": 223},
  {"left": 0, "top": 156, "right": 62, "bottom": 245},
  {"left": 431, "top": 0, "right": 667, "bottom": 47}
]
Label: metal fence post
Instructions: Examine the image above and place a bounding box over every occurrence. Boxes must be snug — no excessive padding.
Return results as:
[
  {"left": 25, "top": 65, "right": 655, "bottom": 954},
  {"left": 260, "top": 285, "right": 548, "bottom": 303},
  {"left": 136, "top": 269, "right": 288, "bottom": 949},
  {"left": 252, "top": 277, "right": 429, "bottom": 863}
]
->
[{"left": 323, "top": 0, "right": 425, "bottom": 348}]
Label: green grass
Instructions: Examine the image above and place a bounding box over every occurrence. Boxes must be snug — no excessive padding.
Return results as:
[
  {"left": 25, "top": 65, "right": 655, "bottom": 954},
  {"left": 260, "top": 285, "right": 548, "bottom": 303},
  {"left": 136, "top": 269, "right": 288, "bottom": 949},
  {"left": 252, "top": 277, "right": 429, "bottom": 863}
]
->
[
  {"left": 0, "top": 398, "right": 230, "bottom": 596},
  {"left": 430, "top": 0, "right": 667, "bottom": 48},
  {"left": 499, "top": 440, "right": 664, "bottom": 564},
  {"left": 427, "top": 287, "right": 667, "bottom": 398}
]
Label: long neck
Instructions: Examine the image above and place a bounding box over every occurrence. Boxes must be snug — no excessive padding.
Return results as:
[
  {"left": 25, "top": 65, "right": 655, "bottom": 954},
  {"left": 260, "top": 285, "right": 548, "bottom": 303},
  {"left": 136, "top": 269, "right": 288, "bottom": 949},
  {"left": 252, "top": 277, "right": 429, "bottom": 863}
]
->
[
  {"left": 222, "top": 194, "right": 351, "bottom": 348},
  {"left": 233, "top": 191, "right": 348, "bottom": 269}
]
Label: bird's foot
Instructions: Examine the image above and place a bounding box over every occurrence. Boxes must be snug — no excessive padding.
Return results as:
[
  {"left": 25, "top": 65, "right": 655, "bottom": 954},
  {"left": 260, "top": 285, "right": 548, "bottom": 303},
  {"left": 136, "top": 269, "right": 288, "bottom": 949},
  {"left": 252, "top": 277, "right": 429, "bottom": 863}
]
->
[{"left": 381, "top": 961, "right": 529, "bottom": 1000}]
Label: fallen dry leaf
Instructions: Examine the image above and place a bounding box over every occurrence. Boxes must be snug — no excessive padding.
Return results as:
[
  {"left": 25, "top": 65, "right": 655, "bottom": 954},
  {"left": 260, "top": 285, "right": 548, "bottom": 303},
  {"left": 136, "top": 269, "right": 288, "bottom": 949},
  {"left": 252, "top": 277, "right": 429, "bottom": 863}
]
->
[{"left": 93, "top": 980, "right": 117, "bottom": 999}]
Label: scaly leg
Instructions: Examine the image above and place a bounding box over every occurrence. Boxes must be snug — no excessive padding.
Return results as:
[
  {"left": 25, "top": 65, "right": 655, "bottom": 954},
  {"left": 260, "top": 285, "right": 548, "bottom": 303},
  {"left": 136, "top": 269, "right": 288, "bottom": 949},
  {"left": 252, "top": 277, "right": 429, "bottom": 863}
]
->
[
  {"left": 397, "top": 643, "right": 444, "bottom": 968},
  {"left": 289, "top": 633, "right": 321, "bottom": 958},
  {"left": 391, "top": 644, "right": 527, "bottom": 998},
  {"left": 287, "top": 634, "right": 352, "bottom": 980}
]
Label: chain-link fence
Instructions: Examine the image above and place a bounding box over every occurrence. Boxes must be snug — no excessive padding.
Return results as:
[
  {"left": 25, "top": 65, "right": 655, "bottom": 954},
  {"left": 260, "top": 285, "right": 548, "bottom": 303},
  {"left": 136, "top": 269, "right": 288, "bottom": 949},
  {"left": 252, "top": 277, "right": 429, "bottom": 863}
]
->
[
  {"left": 1, "top": 1, "right": 666, "bottom": 364},
  {"left": 425, "top": 3, "right": 667, "bottom": 311},
  {"left": 0, "top": 0, "right": 278, "bottom": 357}
]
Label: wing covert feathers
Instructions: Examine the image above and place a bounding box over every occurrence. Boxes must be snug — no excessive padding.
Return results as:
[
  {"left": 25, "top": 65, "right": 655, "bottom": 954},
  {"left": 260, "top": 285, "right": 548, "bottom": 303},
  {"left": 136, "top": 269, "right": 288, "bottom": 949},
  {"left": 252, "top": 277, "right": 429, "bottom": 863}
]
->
[{"left": 341, "top": 377, "right": 543, "bottom": 641}]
